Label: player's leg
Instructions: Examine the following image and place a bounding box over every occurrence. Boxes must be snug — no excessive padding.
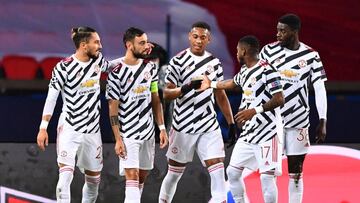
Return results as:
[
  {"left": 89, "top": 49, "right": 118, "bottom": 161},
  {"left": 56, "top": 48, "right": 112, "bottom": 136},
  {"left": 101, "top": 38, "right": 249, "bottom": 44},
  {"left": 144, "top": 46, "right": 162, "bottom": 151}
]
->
[
  {"left": 77, "top": 133, "right": 103, "bottom": 203},
  {"left": 56, "top": 118, "right": 79, "bottom": 203},
  {"left": 138, "top": 170, "right": 148, "bottom": 196},
  {"left": 198, "top": 129, "right": 227, "bottom": 203},
  {"left": 159, "top": 129, "right": 196, "bottom": 203},
  {"left": 226, "top": 141, "right": 256, "bottom": 203},
  {"left": 257, "top": 135, "right": 282, "bottom": 203},
  {"left": 138, "top": 138, "right": 155, "bottom": 197},
  {"left": 121, "top": 138, "right": 142, "bottom": 203},
  {"left": 82, "top": 170, "right": 101, "bottom": 203},
  {"left": 260, "top": 171, "right": 278, "bottom": 203},
  {"left": 285, "top": 128, "right": 309, "bottom": 203}
]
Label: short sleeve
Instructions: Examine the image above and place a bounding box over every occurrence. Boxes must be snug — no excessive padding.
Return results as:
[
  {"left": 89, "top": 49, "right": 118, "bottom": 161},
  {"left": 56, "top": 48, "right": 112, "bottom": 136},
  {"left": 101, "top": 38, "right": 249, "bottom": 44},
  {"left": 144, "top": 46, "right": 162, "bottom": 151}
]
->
[
  {"left": 264, "top": 65, "right": 283, "bottom": 95},
  {"left": 106, "top": 64, "right": 121, "bottom": 100},
  {"left": 165, "top": 58, "right": 179, "bottom": 86},
  {"left": 49, "top": 62, "right": 67, "bottom": 91},
  {"left": 310, "top": 52, "right": 327, "bottom": 85}
]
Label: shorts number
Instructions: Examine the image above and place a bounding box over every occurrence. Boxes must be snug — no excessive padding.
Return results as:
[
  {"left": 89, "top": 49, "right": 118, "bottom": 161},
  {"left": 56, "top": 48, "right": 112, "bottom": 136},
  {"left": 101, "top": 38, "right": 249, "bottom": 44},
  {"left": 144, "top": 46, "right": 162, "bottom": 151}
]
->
[
  {"left": 96, "top": 146, "right": 102, "bottom": 159},
  {"left": 297, "top": 129, "right": 308, "bottom": 141},
  {"left": 261, "top": 146, "right": 270, "bottom": 159}
]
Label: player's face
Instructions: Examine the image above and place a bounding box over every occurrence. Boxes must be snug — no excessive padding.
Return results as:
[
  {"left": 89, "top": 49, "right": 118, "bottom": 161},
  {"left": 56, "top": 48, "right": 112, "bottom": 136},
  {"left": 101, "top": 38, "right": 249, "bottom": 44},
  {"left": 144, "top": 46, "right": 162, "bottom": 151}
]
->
[
  {"left": 236, "top": 44, "right": 245, "bottom": 64},
  {"left": 84, "top": 32, "right": 102, "bottom": 59},
  {"left": 131, "top": 33, "right": 150, "bottom": 59},
  {"left": 276, "top": 22, "right": 296, "bottom": 48},
  {"left": 188, "top": 27, "right": 210, "bottom": 56}
]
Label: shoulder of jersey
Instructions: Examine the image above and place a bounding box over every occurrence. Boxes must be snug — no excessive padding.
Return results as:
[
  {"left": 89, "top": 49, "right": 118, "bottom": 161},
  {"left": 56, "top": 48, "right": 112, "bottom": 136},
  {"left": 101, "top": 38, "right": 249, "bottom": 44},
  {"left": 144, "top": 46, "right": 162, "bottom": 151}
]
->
[
  {"left": 259, "top": 59, "right": 270, "bottom": 67},
  {"left": 112, "top": 63, "right": 123, "bottom": 74},
  {"left": 303, "top": 43, "right": 317, "bottom": 52},
  {"left": 60, "top": 56, "right": 74, "bottom": 66},
  {"left": 266, "top": 41, "right": 281, "bottom": 48}
]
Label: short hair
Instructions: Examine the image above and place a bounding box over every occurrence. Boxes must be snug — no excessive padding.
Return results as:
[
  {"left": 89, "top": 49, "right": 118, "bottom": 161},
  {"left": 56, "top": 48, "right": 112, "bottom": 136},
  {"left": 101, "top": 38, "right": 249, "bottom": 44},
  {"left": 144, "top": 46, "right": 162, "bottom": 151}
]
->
[
  {"left": 191, "top": 21, "right": 211, "bottom": 32},
  {"left": 238, "top": 35, "right": 260, "bottom": 55},
  {"left": 123, "top": 27, "right": 145, "bottom": 46},
  {"left": 278, "top": 13, "right": 301, "bottom": 31},
  {"left": 71, "top": 26, "right": 97, "bottom": 49}
]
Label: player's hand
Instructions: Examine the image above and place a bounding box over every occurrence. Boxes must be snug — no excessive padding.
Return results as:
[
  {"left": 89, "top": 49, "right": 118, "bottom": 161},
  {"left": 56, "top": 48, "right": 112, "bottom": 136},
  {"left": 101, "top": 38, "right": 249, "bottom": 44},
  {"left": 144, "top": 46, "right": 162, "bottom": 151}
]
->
[
  {"left": 315, "top": 119, "right": 326, "bottom": 143},
  {"left": 197, "top": 75, "right": 211, "bottom": 92},
  {"left": 146, "top": 42, "right": 154, "bottom": 55},
  {"left": 115, "top": 139, "right": 127, "bottom": 159},
  {"left": 234, "top": 108, "right": 256, "bottom": 125},
  {"left": 37, "top": 129, "right": 49, "bottom": 151},
  {"left": 159, "top": 130, "right": 168, "bottom": 149},
  {"left": 226, "top": 123, "right": 238, "bottom": 148}
]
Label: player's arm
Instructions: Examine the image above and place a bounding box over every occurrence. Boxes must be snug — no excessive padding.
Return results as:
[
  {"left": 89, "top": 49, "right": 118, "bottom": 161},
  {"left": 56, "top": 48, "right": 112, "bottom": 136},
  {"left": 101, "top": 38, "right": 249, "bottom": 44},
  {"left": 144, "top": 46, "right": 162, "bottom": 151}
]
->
[
  {"left": 199, "top": 75, "right": 238, "bottom": 91},
  {"left": 37, "top": 88, "right": 59, "bottom": 151},
  {"left": 37, "top": 62, "right": 65, "bottom": 151},
  {"left": 214, "top": 89, "right": 237, "bottom": 146},
  {"left": 163, "top": 80, "right": 201, "bottom": 100},
  {"left": 235, "top": 91, "right": 284, "bottom": 124},
  {"left": 108, "top": 99, "right": 126, "bottom": 158},
  {"left": 151, "top": 84, "right": 168, "bottom": 149},
  {"left": 313, "top": 81, "right": 327, "bottom": 143}
]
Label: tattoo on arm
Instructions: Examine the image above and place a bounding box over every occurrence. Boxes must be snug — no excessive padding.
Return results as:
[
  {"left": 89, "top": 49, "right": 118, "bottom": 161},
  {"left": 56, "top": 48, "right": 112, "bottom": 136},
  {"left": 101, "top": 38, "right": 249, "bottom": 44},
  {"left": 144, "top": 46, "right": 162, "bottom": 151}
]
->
[
  {"left": 262, "top": 92, "right": 284, "bottom": 112},
  {"left": 110, "top": 116, "right": 119, "bottom": 126}
]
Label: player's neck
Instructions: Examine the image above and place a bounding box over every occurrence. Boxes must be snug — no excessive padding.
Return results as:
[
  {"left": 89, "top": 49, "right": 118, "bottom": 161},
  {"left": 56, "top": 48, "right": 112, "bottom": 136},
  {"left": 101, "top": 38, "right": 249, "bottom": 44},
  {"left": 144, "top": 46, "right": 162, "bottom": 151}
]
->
[
  {"left": 245, "top": 57, "right": 259, "bottom": 68},
  {"left": 74, "top": 51, "right": 91, "bottom": 63},
  {"left": 287, "top": 37, "right": 300, "bottom": 50},
  {"left": 123, "top": 52, "right": 141, "bottom": 66}
]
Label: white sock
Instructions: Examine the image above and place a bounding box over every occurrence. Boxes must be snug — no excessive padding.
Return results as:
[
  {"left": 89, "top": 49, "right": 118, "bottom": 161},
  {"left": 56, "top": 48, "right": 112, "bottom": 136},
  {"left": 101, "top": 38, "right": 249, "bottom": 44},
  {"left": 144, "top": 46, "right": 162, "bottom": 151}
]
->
[
  {"left": 289, "top": 173, "right": 303, "bottom": 203},
  {"left": 81, "top": 174, "right": 100, "bottom": 203},
  {"left": 139, "top": 183, "right": 144, "bottom": 196},
  {"left": 260, "top": 173, "right": 278, "bottom": 203},
  {"left": 208, "top": 163, "right": 227, "bottom": 203},
  {"left": 159, "top": 165, "right": 185, "bottom": 203},
  {"left": 125, "top": 180, "right": 140, "bottom": 203},
  {"left": 227, "top": 165, "right": 246, "bottom": 203},
  {"left": 56, "top": 166, "right": 74, "bottom": 203}
]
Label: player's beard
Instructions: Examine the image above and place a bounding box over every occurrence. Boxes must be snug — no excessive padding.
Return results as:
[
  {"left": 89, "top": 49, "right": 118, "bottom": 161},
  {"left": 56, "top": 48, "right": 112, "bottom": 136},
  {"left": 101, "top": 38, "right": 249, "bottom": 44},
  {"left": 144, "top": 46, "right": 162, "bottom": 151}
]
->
[
  {"left": 87, "top": 49, "right": 100, "bottom": 59},
  {"left": 132, "top": 49, "right": 147, "bottom": 59}
]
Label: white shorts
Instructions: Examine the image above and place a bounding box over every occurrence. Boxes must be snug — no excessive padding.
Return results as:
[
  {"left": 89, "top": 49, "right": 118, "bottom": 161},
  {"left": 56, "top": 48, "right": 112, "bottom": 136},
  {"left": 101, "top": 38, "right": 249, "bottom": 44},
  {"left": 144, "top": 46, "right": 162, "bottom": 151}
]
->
[
  {"left": 229, "top": 135, "right": 282, "bottom": 176},
  {"left": 56, "top": 114, "right": 103, "bottom": 172},
  {"left": 166, "top": 128, "right": 225, "bottom": 164},
  {"left": 284, "top": 128, "right": 310, "bottom": 156},
  {"left": 119, "top": 138, "right": 155, "bottom": 176}
]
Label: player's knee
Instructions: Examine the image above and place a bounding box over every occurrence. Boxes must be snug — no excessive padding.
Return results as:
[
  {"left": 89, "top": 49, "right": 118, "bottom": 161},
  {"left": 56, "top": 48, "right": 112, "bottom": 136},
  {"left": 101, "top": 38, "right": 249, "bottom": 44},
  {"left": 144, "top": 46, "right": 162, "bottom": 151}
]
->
[
  {"left": 125, "top": 168, "right": 139, "bottom": 180},
  {"left": 287, "top": 155, "right": 305, "bottom": 173},
  {"left": 226, "top": 165, "right": 243, "bottom": 181}
]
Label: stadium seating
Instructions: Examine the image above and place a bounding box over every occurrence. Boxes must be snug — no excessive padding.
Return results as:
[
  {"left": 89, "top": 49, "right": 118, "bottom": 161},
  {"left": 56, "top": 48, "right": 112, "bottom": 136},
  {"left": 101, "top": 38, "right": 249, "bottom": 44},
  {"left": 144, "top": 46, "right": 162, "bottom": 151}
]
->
[
  {"left": 40, "top": 57, "right": 63, "bottom": 80},
  {"left": 2, "top": 55, "right": 39, "bottom": 80}
]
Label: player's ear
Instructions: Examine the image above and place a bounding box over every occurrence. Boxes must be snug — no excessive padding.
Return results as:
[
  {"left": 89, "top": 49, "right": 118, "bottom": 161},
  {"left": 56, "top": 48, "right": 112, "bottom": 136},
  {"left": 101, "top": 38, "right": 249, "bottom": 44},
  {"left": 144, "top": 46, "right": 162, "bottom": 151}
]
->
[
  {"left": 188, "top": 32, "right": 192, "bottom": 41},
  {"left": 125, "top": 41, "right": 132, "bottom": 50}
]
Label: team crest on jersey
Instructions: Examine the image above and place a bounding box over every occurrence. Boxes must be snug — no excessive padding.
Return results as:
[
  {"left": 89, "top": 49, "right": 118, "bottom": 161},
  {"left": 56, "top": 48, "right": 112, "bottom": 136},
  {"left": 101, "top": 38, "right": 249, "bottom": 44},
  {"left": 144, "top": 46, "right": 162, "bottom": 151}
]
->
[
  {"left": 250, "top": 77, "right": 257, "bottom": 85},
  {"left": 144, "top": 71, "right": 151, "bottom": 81},
  {"left": 206, "top": 65, "right": 214, "bottom": 73},
  {"left": 94, "top": 65, "right": 100, "bottom": 73},
  {"left": 76, "top": 71, "right": 83, "bottom": 78},
  {"left": 185, "top": 65, "right": 193, "bottom": 71},
  {"left": 298, "top": 59, "right": 307, "bottom": 68},
  {"left": 275, "top": 57, "right": 284, "bottom": 64},
  {"left": 127, "top": 77, "right": 133, "bottom": 83}
]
